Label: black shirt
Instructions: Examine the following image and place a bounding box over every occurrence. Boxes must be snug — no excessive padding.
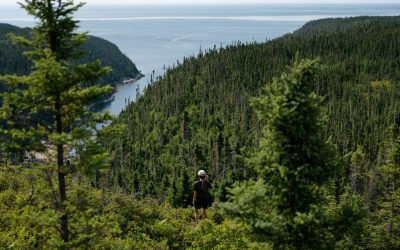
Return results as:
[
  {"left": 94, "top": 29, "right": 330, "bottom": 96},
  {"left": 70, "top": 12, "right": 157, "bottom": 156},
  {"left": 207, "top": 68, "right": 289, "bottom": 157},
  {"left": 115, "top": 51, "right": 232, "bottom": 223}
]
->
[{"left": 193, "top": 179, "right": 212, "bottom": 200}]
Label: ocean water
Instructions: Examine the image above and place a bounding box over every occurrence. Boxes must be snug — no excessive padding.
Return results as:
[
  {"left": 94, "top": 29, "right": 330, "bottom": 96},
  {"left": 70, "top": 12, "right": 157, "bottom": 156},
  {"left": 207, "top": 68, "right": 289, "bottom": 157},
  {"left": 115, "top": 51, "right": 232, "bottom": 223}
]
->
[{"left": 1, "top": 4, "right": 399, "bottom": 114}]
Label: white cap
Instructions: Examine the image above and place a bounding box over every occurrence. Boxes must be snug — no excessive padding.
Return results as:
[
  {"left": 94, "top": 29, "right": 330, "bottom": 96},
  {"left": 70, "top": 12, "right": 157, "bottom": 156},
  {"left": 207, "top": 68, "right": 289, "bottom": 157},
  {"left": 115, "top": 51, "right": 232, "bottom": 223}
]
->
[{"left": 198, "top": 170, "right": 206, "bottom": 177}]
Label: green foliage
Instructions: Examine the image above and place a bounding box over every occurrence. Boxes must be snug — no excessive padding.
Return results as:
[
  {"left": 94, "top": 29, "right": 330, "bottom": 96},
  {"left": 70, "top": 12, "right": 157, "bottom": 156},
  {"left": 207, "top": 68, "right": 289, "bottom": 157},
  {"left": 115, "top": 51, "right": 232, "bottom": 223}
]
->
[
  {"left": 0, "top": 0, "right": 121, "bottom": 244},
  {"left": 0, "top": 165, "right": 262, "bottom": 249},
  {"left": 100, "top": 17, "right": 400, "bottom": 248},
  {"left": 188, "top": 219, "right": 268, "bottom": 250},
  {"left": 222, "top": 59, "right": 367, "bottom": 249},
  {"left": 366, "top": 126, "right": 400, "bottom": 249},
  {"left": 106, "top": 16, "right": 400, "bottom": 204},
  {"left": 0, "top": 0, "right": 114, "bottom": 167},
  {"left": 0, "top": 166, "right": 154, "bottom": 248},
  {"left": 350, "top": 146, "right": 369, "bottom": 198},
  {"left": 249, "top": 58, "right": 339, "bottom": 185},
  {"left": 175, "top": 170, "right": 194, "bottom": 207},
  {"left": 1, "top": 7, "right": 399, "bottom": 248},
  {"left": 327, "top": 195, "right": 369, "bottom": 249}
]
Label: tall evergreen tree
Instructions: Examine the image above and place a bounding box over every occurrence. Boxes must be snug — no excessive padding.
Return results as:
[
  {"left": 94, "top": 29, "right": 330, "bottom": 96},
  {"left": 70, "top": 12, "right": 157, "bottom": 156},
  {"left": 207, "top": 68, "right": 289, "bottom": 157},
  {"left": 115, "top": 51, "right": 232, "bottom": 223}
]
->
[
  {"left": 0, "top": 0, "right": 113, "bottom": 245},
  {"left": 177, "top": 169, "right": 193, "bottom": 207},
  {"left": 369, "top": 125, "right": 400, "bottom": 249},
  {"left": 350, "top": 146, "right": 369, "bottom": 198},
  {"left": 222, "top": 59, "right": 342, "bottom": 249}
]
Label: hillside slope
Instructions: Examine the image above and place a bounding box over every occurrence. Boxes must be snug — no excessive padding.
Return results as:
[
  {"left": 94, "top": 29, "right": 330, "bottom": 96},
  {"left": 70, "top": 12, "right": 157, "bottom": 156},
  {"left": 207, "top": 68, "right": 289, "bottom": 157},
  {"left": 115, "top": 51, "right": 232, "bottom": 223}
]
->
[
  {"left": 0, "top": 23, "right": 142, "bottom": 95},
  {"left": 108, "top": 16, "right": 400, "bottom": 202}
]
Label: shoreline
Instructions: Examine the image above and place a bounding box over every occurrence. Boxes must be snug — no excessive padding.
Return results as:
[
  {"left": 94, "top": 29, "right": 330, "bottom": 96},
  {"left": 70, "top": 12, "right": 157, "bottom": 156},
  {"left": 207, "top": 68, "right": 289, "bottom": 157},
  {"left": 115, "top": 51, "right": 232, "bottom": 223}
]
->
[
  {"left": 119, "top": 72, "right": 145, "bottom": 87},
  {"left": 94, "top": 72, "right": 145, "bottom": 111}
]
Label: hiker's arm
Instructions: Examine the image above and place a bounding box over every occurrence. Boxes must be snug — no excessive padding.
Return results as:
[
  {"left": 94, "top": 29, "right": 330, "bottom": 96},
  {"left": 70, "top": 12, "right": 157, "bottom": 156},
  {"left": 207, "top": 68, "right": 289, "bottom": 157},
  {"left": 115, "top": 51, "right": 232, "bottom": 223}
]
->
[{"left": 193, "top": 191, "right": 197, "bottom": 205}]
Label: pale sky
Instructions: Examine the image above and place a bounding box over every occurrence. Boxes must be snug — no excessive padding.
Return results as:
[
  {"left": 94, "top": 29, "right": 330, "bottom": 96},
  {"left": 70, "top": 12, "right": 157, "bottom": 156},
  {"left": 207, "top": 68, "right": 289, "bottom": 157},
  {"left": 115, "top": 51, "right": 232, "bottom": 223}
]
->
[{"left": 0, "top": 0, "right": 398, "bottom": 5}]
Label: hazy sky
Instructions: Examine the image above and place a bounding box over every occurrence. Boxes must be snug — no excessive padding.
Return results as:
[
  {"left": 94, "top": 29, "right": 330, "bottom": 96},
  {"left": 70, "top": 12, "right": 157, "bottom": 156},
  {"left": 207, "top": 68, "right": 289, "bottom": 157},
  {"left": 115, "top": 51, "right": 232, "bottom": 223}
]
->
[{"left": 0, "top": 0, "right": 398, "bottom": 5}]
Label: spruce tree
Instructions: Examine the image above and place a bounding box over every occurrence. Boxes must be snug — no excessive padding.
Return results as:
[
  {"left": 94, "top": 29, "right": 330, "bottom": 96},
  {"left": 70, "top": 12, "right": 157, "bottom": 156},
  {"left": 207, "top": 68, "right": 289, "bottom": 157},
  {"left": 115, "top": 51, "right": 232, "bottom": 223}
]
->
[
  {"left": 369, "top": 125, "right": 400, "bottom": 248},
  {"left": 0, "top": 0, "right": 113, "bottom": 245},
  {"left": 223, "top": 59, "right": 341, "bottom": 249},
  {"left": 177, "top": 169, "right": 192, "bottom": 207},
  {"left": 350, "top": 146, "right": 369, "bottom": 197}
]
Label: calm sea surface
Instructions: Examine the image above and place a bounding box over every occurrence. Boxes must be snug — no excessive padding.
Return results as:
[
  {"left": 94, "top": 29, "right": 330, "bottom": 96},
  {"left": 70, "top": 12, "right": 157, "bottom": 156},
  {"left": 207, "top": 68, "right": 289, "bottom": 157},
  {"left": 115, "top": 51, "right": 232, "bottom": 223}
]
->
[{"left": 1, "top": 4, "right": 399, "bottom": 114}]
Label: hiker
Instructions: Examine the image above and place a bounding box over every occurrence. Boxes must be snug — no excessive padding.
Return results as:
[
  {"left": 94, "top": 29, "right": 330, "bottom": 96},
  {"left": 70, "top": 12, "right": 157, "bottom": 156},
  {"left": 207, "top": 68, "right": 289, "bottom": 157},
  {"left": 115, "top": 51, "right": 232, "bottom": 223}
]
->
[{"left": 193, "top": 170, "right": 212, "bottom": 227}]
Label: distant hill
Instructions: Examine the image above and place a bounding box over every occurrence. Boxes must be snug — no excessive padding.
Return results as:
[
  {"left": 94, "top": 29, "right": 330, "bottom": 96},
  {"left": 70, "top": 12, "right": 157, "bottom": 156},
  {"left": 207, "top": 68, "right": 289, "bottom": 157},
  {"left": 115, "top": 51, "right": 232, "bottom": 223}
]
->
[
  {"left": 107, "top": 16, "right": 400, "bottom": 200},
  {"left": 292, "top": 15, "right": 400, "bottom": 37},
  {"left": 0, "top": 23, "right": 143, "bottom": 98}
]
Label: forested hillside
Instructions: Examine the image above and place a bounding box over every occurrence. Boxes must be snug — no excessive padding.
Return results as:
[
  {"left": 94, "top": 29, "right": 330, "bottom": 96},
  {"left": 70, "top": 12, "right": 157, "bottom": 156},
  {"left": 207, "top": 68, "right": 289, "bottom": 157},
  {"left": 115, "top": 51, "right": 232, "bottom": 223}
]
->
[
  {"left": 96, "top": 16, "right": 400, "bottom": 248},
  {"left": 108, "top": 16, "right": 400, "bottom": 205},
  {"left": 0, "top": 23, "right": 142, "bottom": 94},
  {"left": 1, "top": 1, "right": 400, "bottom": 246}
]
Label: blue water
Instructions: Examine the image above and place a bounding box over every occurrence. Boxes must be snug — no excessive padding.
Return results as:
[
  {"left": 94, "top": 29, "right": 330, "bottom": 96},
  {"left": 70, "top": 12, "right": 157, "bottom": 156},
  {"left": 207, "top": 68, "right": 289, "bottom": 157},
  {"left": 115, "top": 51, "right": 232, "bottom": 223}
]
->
[{"left": 1, "top": 4, "right": 399, "bottom": 114}]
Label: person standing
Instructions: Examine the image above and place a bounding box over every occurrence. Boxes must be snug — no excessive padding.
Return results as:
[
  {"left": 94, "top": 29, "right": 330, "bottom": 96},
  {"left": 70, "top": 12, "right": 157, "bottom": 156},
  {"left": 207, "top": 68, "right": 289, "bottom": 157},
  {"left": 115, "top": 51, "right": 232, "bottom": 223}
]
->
[{"left": 193, "top": 170, "right": 212, "bottom": 227}]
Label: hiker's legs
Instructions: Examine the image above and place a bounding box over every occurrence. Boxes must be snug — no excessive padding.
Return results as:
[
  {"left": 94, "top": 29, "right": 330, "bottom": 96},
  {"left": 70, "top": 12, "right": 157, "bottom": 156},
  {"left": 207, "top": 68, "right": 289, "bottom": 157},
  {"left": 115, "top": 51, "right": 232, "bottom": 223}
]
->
[{"left": 202, "top": 208, "right": 207, "bottom": 219}]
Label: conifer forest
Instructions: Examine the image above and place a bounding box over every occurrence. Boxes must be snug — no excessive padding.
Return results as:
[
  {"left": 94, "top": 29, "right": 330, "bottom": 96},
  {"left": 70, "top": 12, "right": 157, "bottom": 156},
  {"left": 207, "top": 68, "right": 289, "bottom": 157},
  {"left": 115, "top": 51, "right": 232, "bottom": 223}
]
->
[{"left": 0, "top": 0, "right": 400, "bottom": 249}]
